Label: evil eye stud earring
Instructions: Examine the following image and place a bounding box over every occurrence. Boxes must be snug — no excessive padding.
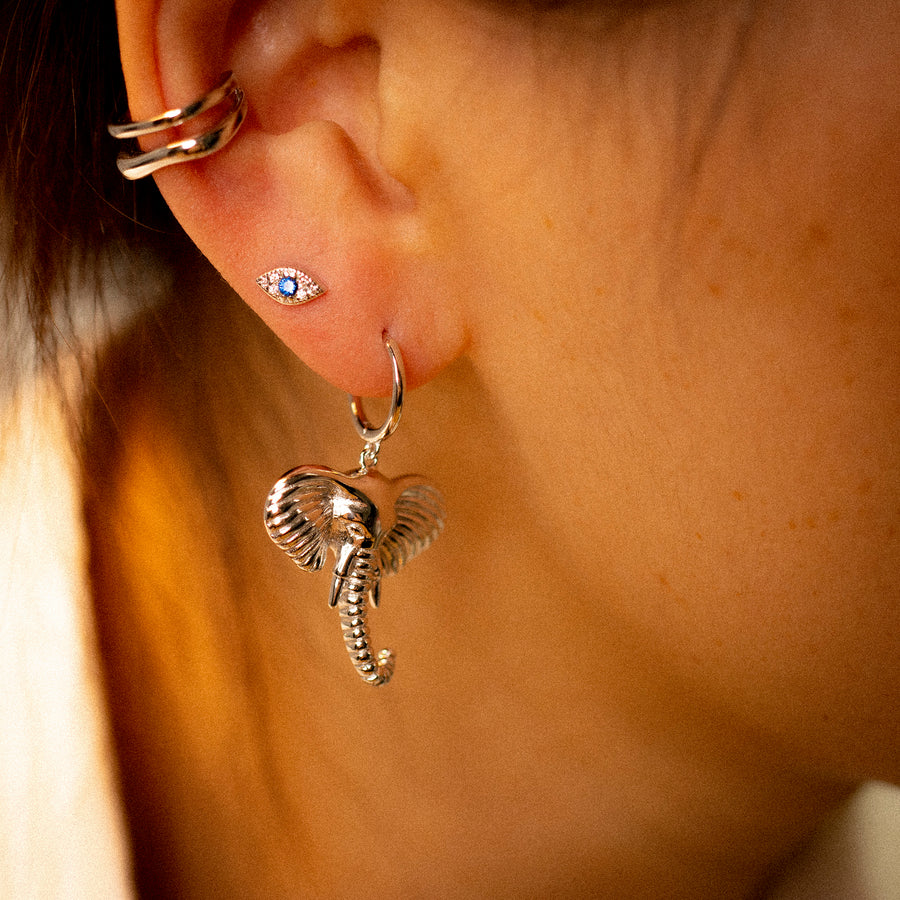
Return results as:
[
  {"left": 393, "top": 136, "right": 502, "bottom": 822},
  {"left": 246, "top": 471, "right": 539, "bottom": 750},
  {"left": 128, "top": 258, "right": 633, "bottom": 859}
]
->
[{"left": 256, "top": 267, "right": 327, "bottom": 306}]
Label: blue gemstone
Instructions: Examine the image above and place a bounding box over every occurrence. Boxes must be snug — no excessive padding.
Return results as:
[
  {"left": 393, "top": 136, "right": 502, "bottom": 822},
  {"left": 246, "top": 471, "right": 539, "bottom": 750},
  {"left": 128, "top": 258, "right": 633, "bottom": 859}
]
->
[{"left": 278, "top": 276, "right": 298, "bottom": 298}]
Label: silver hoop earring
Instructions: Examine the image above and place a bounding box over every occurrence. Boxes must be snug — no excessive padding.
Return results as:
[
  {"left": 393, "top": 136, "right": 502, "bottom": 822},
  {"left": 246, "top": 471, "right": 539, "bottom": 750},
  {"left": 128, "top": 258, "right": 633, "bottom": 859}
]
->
[
  {"left": 350, "top": 337, "right": 404, "bottom": 452},
  {"left": 108, "top": 71, "right": 246, "bottom": 181},
  {"left": 264, "top": 334, "right": 446, "bottom": 687}
]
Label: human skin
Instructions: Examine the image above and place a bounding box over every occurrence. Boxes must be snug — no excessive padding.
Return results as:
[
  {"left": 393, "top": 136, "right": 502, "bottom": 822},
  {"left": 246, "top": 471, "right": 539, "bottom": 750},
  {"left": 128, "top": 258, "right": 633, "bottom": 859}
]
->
[{"left": 95, "top": 0, "right": 900, "bottom": 896}]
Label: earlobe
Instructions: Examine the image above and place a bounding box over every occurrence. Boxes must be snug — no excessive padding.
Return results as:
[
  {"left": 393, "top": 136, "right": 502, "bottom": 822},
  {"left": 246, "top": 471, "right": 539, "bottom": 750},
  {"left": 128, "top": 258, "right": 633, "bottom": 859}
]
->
[{"left": 113, "top": 0, "right": 467, "bottom": 394}]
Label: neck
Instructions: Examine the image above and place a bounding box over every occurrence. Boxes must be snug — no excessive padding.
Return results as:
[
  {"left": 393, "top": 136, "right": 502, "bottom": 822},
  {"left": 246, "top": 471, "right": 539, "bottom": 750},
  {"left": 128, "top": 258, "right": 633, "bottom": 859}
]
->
[
  {"left": 371, "top": 360, "right": 856, "bottom": 899},
  {"left": 85, "top": 287, "right": 857, "bottom": 898}
]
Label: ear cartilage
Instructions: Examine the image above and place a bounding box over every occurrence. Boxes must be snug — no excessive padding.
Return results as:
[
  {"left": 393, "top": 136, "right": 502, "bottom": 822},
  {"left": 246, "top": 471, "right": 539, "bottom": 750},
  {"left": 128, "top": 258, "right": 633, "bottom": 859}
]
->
[{"left": 255, "top": 268, "right": 327, "bottom": 305}]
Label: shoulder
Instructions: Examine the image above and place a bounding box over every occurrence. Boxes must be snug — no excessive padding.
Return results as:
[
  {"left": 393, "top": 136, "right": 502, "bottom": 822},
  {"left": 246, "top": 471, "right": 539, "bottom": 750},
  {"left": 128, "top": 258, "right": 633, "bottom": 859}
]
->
[{"left": 769, "top": 783, "right": 900, "bottom": 900}]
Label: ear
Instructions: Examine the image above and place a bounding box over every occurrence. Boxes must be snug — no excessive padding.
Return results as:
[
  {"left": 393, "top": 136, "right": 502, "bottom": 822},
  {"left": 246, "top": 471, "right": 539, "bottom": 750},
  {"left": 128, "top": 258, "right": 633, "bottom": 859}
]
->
[{"left": 113, "top": 0, "right": 468, "bottom": 394}]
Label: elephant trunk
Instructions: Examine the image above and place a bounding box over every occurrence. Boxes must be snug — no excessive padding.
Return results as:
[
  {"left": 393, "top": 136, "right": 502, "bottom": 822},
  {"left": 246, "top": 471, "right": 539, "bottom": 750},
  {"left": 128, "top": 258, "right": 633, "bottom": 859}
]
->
[{"left": 336, "top": 543, "right": 394, "bottom": 686}]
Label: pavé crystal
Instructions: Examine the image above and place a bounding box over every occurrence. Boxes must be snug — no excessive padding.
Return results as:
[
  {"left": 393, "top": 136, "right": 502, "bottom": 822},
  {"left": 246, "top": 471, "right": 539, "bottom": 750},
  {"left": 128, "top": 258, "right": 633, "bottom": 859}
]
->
[{"left": 255, "top": 267, "right": 326, "bottom": 306}]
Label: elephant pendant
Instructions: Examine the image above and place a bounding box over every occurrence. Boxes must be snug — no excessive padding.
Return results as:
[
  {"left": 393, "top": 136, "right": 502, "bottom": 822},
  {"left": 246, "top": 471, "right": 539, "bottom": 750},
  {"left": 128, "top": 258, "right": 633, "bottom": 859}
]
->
[{"left": 264, "top": 465, "right": 446, "bottom": 686}]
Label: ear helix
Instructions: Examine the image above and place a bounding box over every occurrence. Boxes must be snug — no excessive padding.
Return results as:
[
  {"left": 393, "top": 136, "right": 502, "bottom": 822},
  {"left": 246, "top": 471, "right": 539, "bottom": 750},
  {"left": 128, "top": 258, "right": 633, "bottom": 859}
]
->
[{"left": 256, "top": 267, "right": 327, "bottom": 305}]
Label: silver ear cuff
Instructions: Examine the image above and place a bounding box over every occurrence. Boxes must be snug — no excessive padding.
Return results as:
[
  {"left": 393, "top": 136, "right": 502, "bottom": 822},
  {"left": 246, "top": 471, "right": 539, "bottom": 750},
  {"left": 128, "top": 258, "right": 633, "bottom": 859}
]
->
[{"left": 108, "top": 71, "right": 246, "bottom": 181}]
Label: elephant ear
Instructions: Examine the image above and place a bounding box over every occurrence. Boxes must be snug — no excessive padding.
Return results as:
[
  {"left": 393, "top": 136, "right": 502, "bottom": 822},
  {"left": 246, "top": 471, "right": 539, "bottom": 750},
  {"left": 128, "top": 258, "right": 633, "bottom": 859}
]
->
[
  {"left": 264, "top": 471, "right": 342, "bottom": 572},
  {"left": 378, "top": 482, "right": 447, "bottom": 576}
]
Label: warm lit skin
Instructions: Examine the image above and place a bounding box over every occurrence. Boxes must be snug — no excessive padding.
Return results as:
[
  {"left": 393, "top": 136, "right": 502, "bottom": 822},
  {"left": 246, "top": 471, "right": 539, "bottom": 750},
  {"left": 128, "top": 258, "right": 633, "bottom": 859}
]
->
[{"left": 97, "top": 0, "right": 900, "bottom": 895}]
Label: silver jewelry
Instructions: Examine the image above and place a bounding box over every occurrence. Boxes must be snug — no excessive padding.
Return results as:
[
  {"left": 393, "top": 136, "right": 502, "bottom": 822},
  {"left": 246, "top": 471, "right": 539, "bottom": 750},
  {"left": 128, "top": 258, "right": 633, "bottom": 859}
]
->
[
  {"left": 256, "top": 267, "right": 327, "bottom": 306},
  {"left": 264, "top": 335, "right": 446, "bottom": 686},
  {"left": 108, "top": 71, "right": 246, "bottom": 180}
]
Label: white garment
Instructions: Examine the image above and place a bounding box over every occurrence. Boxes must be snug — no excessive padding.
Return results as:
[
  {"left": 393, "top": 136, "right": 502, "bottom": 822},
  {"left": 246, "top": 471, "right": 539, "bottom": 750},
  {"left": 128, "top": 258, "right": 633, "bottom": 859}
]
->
[
  {"left": 769, "top": 783, "right": 900, "bottom": 900},
  {"left": 1, "top": 375, "right": 899, "bottom": 899},
  {"left": 0, "top": 376, "right": 133, "bottom": 898}
]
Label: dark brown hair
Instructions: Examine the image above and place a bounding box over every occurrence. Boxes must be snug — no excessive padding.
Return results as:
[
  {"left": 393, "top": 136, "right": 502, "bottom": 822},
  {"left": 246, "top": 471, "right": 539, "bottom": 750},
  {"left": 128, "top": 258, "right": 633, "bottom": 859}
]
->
[{"left": 0, "top": 0, "right": 179, "bottom": 372}]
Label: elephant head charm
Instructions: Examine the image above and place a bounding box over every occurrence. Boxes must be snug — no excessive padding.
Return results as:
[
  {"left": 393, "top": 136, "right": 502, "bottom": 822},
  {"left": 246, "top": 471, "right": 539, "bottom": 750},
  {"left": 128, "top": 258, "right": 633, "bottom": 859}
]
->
[{"left": 264, "top": 465, "right": 446, "bottom": 686}]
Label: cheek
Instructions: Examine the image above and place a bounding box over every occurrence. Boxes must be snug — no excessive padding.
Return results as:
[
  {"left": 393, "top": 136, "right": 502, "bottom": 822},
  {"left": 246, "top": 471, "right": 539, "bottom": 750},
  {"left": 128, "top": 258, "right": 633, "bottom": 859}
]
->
[
  {"left": 612, "top": 196, "right": 900, "bottom": 781},
  {"left": 619, "top": 28, "right": 900, "bottom": 780},
  {"left": 629, "top": 339, "right": 900, "bottom": 782},
  {"left": 377, "top": 0, "right": 900, "bottom": 778}
]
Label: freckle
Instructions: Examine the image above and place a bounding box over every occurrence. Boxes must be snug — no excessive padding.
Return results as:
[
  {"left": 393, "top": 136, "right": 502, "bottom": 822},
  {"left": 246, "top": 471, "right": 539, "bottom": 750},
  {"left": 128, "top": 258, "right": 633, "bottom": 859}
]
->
[
  {"left": 707, "top": 282, "right": 724, "bottom": 298},
  {"left": 857, "top": 478, "right": 874, "bottom": 496},
  {"left": 531, "top": 308, "right": 546, "bottom": 324},
  {"left": 543, "top": 215, "right": 554, "bottom": 231},
  {"left": 807, "top": 222, "right": 831, "bottom": 246},
  {"left": 594, "top": 286, "right": 605, "bottom": 297},
  {"left": 657, "top": 573, "right": 670, "bottom": 588},
  {"left": 695, "top": 532, "right": 703, "bottom": 541},
  {"left": 788, "top": 520, "right": 797, "bottom": 530},
  {"left": 838, "top": 306, "right": 861, "bottom": 325},
  {"left": 797, "top": 221, "right": 833, "bottom": 261},
  {"left": 732, "top": 490, "right": 745, "bottom": 502},
  {"left": 804, "top": 516, "right": 817, "bottom": 529}
]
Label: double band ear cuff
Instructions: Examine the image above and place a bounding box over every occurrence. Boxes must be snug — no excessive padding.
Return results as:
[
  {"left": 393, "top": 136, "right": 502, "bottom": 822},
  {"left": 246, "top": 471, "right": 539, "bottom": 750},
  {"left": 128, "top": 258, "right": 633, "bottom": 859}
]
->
[
  {"left": 108, "top": 71, "right": 246, "bottom": 180},
  {"left": 264, "top": 334, "right": 446, "bottom": 686}
]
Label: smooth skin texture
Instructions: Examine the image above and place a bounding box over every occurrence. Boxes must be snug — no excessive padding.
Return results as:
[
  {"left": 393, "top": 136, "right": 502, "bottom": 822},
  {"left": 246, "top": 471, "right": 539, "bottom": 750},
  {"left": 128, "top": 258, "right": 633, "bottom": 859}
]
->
[{"left": 94, "top": 0, "right": 900, "bottom": 896}]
